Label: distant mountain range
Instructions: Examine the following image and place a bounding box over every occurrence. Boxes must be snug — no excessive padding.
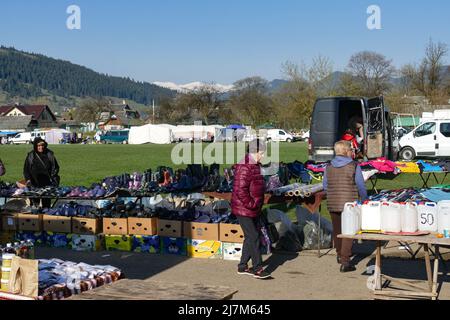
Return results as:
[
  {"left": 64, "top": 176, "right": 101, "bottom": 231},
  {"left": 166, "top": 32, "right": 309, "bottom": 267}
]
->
[
  {"left": 152, "top": 81, "right": 234, "bottom": 93},
  {"left": 0, "top": 46, "right": 175, "bottom": 107}
]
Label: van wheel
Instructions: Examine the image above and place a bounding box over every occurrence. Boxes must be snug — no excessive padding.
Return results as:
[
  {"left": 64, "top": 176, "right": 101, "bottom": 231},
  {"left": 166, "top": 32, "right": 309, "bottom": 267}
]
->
[
  {"left": 400, "top": 147, "right": 415, "bottom": 161},
  {"left": 286, "top": 138, "right": 292, "bottom": 143}
]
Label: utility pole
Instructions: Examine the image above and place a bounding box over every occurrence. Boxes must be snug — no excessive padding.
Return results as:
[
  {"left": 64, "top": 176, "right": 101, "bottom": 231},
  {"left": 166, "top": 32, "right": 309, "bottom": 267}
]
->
[{"left": 152, "top": 99, "right": 155, "bottom": 124}]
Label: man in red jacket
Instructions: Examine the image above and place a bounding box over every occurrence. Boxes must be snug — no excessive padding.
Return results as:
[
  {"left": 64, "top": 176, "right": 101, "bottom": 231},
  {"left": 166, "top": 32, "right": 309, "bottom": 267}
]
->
[{"left": 231, "top": 139, "right": 271, "bottom": 279}]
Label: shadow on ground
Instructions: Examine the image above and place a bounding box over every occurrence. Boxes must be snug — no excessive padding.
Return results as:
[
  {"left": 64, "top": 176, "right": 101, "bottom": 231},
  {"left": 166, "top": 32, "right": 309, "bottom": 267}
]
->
[{"left": 36, "top": 247, "right": 191, "bottom": 280}]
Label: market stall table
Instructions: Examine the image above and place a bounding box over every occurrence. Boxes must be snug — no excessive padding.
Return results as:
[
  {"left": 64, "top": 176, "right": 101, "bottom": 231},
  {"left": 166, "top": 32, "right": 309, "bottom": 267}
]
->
[
  {"left": 369, "top": 171, "right": 450, "bottom": 193},
  {"left": 338, "top": 233, "right": 450, "bottom": 300}
]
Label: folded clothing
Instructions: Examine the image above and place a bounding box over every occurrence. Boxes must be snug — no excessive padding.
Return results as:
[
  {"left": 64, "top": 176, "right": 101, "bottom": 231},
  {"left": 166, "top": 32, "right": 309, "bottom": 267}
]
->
[
  {"left": 395, "top": 161, "right": 421, "bottom": 173},
  {"left": 360, "top": 157, "right": 397, "bottom": 173},
  {"left": 421, "top": 189, "right": 450, "bottom": 202},
  {"left": 417, "top": 160, "right": 444, "bottom": 173}
]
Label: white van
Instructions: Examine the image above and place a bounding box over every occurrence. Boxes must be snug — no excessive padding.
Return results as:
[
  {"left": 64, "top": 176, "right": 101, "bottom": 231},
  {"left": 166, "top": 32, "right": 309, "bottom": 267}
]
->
[
  {"left": 9, "top": 130, "right": 47, "bottom": 145},
  {"left": 399, "top": 111, "right": 450, "bottom": 160},
  {"left": 267, "top": 129, "right": 294, "bottom": 143}
]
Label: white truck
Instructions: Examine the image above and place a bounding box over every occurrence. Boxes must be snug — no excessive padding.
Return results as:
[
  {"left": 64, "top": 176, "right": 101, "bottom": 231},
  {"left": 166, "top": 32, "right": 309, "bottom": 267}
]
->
[
  {"left": 398, "top": 110, "right": 450, "bottom": 160},
  {"left": 266, "top": 129, "right": 294, "bottom": 143},
  {"left": 9, "top": 130, "right": 47, "bottom": 145}
]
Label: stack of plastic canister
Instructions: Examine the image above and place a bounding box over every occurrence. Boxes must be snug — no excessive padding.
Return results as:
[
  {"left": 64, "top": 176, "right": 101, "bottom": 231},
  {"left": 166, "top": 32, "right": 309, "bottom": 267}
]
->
[
  {"left": 361, "top": 201, "right": 382, "bottom": 232},
  {"left": 1, "top": 243, "right": 16, "bottom": 292}
]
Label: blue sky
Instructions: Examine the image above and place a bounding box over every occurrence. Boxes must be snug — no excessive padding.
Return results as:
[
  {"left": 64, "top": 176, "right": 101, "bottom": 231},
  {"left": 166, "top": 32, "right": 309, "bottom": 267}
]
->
[{"left": 0, "top": 0, "right": 449, "bottom": 84}]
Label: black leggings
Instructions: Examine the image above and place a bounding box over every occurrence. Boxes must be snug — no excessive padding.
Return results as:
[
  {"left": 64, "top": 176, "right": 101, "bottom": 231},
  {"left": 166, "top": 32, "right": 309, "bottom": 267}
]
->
[{"left": 237, "top": 216, "right": 262, "bottom": 271}]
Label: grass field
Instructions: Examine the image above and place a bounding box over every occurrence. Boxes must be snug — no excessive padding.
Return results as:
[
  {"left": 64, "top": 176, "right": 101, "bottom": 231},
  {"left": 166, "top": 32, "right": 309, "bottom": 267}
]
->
[{"left": 0, "top": 142, "right": 428, "bottom": 220}]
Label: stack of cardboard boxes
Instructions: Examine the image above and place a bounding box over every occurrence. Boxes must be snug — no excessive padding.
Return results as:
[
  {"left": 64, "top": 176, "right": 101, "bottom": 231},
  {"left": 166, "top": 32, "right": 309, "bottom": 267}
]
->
[{"left": 0, "top": 212, "right": 246, "bottom": 261}]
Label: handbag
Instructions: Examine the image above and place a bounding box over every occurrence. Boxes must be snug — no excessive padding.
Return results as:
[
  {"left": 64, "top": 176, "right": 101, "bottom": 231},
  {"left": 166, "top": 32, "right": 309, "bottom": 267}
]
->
[
  {"left": 260, "top": 213, "right": 280, "bottom": 244},
  {"left": 9, "top": 256, "right": 39, "bottom": 297}
]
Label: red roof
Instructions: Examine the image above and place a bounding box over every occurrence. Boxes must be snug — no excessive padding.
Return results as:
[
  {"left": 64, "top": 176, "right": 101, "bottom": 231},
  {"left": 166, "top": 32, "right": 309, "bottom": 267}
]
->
[{"left": 0, "top": 105, "right": 55, "bottom": 120}]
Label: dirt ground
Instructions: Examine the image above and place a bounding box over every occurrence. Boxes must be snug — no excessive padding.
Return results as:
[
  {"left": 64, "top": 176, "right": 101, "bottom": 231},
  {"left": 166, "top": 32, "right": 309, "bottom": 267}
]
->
[{"left": 36, "top": 241, "right": 450, "bottom": 300}]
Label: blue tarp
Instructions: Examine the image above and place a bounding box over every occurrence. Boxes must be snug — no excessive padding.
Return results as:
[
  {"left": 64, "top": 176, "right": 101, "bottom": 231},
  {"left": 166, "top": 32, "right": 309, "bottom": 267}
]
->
[
  {"left": 226, "top": 124, "right": 245, "bottom": 130},
  {"left": 0, "top": 131, "right": 19, "bottom": 136}
]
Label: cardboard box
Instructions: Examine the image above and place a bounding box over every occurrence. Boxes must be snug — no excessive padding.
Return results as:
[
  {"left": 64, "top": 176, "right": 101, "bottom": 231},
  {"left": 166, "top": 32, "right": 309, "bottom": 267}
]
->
[
  {"left": 17, "top": 214, "right": 43, "bottom": 232},
  {"left": 0, "top": 231, "right": 16, "bottom": 245},
  {"left": 103, "top": 218, "right": 128, "bottom": 235},
  {"left": 157, "top": 219, "right": 183, "bottom": 238},
  {"left": 160, "top": 237, "right": 187, "bottom": 256},
  {"left": 15, "top": 231, "right": 47, "bottom": 246},
  {"left": 105, "top": 235, "right": 132, "bottom": 252},
  {"left": 222, "top": 242, "right": 243, "bottom": 261},
  {"left": 128, "top": 217, "right": 158, "bottom": 236},
  {"left": 72, "top": 234, "right": 105, "bottom": 252},
  {"left": 132, "top": 235, "right": 160, "bottom": 253},
  {"left": 2, "top": 214, "right": 17, "bottom": 231},
  {"left": 187, "top": 239, "right": 222, "bottom": 259},
  {"left": 72, "top": 217, "right": 102, "bottom": 235},
  {"left": 184, "top": 222, "right": 220, "bottom": 241},
  {"left": 43, "top": 215, "right": 72, "bottom": 233},
  {"left": 45, "top": 232, "right": 73, "bottom": 248},
  {"left": 219, "top": 223, "right": 244, "bottom": 243}
]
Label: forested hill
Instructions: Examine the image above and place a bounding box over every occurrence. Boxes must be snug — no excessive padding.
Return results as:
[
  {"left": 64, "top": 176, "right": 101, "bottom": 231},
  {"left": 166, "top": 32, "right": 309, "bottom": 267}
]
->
[{"left": 0, "top": 46, "right": 175, "bottom": 105}]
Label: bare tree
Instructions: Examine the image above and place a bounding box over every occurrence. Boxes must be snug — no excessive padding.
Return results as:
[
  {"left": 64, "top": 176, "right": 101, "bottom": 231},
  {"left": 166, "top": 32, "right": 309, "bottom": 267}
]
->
[
  {"left": 273, "top": 58, "right": 332, "bottom": 129},
  {"left": 401, "top": 39, "right": 448, "bottom": 103},
  {"left": 347, "top": 51, "right": 395, "bottom": 96},
  {"left": 74, "top": 97, "right": 111, "bottom": 122},
  {"left": 228, "top": 76, "right": 273, "bottom": 126}
]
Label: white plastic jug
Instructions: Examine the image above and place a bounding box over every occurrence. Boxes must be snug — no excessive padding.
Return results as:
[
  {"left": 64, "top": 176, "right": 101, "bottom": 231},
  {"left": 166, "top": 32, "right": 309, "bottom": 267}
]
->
[
  {"left": 354, "top": 204, "right": 362, "bottom": 230},
  {"left": 342, "top": 202, "right": 359, "bottom": 236},
  {"left": 401, "top": 202, "right": 418, "bottom": 233},
  {"left": 438, "top": 201, "right": 450, "bottom": 234},
  {"left": 361, "top": 201, "right": 381, "bottom": 231},
  {"left": 381, "top": 202, "right": 402, "bottom": 233},
  {"left": 417, "top": 202, "right": 438, "bottom": 232}
]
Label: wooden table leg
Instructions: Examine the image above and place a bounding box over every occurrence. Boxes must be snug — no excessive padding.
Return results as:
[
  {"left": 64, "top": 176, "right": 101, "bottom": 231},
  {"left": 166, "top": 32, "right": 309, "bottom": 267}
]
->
[
  {"left": 423, "top": 244, "right": 433, "bottom": 292},
  {"left": 375, "top": 241, "right": 382, "bottom": 290},
  {"left": 432, "top": 245, "right": 440, "bottom": 300}
]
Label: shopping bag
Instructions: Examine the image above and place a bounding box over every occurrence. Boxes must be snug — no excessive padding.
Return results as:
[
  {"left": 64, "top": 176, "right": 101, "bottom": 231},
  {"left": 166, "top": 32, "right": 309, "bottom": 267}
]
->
[
  {"left": 9, "top": 256, "right": 39, "bottom": 297},
  {"left": 260, "top": 213, "right": 280, "bottom": 244}
]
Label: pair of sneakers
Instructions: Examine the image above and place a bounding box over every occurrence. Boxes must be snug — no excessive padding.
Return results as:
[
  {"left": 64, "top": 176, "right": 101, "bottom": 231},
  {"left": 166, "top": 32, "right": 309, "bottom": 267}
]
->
[{"left": 237, "top": 266, "right": 272, "bottom": 279}]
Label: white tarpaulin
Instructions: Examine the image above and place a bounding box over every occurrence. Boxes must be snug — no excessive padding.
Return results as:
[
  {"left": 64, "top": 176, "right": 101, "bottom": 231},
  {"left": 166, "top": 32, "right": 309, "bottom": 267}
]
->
[
  {"left": 46, "top": 129, "right": 70, "bottom": 144},
  {"left": 171, "top": 125, "right": 225, "bottom": 141},
  {"left": 128, "top": 124, "right": 173, "bottom": 144}
]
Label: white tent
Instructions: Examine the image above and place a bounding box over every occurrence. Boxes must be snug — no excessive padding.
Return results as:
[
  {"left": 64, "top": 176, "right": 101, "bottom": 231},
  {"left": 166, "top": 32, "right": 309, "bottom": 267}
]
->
[
  {"left": 128, "top": 124, "right": 173, "bottom": 145},
  {"left": 171, "top": 125, "right": 225, "bottom": 142},
  {"left": 46, "top": 129, "right": 70, "bottom": 144}
]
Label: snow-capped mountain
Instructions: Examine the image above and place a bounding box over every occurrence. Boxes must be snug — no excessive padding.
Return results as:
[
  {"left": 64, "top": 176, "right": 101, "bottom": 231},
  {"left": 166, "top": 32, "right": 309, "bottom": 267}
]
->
[{"left": 152, "top": 81, "right": 234, "bottom": 93}]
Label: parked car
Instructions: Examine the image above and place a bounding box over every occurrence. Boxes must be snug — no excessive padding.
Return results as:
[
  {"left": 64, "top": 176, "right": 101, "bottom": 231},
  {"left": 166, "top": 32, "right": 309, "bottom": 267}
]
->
[
  {"left": 9, "top": 130, "right": 47, "bottom": 145},
  {"left": 100, "top": 130, "right": 129, "bottom": 144},
  {"left": 398, "top": 115, "right": 450, "bottom": 161},
  {"left": 308, "top": 96, "right": 398, "bottom": 162},
  {"left": 266, "top": 129, "right": 294, "bottom": 143}
]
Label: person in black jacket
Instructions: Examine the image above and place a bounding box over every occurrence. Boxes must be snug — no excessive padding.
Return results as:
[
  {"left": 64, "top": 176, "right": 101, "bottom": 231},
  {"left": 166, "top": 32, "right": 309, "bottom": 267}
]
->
[{"left": 23, "top": 137, "right": 60, "bottom": 208}]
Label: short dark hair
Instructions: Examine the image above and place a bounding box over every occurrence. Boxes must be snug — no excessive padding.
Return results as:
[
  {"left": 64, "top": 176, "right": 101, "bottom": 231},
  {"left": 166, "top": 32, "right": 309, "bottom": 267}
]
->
[{"left": 247, "top": 139, "right": 267, "bottom": 154}]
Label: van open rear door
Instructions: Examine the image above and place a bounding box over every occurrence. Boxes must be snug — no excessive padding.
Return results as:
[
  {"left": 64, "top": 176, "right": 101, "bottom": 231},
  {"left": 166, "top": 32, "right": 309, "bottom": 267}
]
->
[{"left": 366, "top": 97, "right": 385, "bottom": 159}]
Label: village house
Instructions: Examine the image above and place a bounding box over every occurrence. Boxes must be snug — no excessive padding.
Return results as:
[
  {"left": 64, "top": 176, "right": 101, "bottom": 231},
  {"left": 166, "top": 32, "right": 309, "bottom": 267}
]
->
[
  {"left": 98, "top": 101, "right": 144, "bottom": 131},
  {"left": 0, "top": 104, "right": 58, "bottom": 131}
]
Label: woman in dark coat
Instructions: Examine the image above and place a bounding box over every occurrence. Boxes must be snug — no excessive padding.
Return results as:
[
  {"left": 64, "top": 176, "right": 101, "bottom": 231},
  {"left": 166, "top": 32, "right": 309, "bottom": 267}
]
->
[
  {"left": 23, "top": 137, "right": 60, "bottom": 208},
  {"left": 231, "top": 139, "right": 271, "bottom": 279}
]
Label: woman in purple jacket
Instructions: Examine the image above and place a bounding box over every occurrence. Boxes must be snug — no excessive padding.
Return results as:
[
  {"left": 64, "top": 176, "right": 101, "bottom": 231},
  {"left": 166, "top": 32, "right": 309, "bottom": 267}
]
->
[{"left": 231, "top": 139, "right": 271, "bottom": 279}]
